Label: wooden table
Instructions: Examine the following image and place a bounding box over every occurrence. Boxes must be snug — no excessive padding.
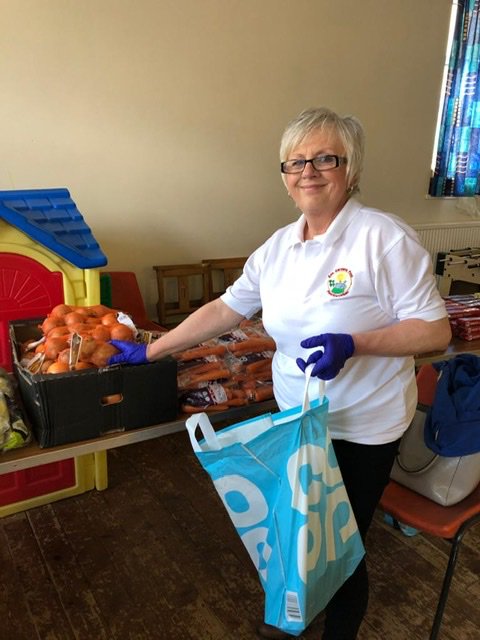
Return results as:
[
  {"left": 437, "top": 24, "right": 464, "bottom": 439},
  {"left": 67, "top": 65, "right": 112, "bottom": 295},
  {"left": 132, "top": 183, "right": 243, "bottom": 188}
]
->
[
  {"left": 2, "top": 336, "right": 480, "bottom": 481},
  {"left": 414, "top": 336, "right": 480, "bottom": 365},
  {"left": 0, "top": 399, "right": 277, "bottom": 477}
]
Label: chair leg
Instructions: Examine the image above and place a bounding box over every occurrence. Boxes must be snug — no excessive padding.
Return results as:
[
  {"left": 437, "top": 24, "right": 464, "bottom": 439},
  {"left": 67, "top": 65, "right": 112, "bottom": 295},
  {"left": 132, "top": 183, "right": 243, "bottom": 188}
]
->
[
  {"left": 429, "top": 537, "right": 461, "bottom": 640},
  {"left": 429, "top": 514, "right": 480, "bottom": 640}
]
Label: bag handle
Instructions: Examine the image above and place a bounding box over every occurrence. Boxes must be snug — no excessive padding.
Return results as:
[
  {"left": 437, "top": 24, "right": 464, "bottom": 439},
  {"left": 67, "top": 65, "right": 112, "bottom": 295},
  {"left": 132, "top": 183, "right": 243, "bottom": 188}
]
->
[
  {"left": 395, "top": 404, "right": 439, "bottom": 474},
  {"left": 396, "top": 452, "right": 439, "bottom": 474},
  {"left": 185, "top": 412, "right": 221, "bottom": 453},
  {"left": 302, "top": 364, "right": 326, "bottom": 412}
]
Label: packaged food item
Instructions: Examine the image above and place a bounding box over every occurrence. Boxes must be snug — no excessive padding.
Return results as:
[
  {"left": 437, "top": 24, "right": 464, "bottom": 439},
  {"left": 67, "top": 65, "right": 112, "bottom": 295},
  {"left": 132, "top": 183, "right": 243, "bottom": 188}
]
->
[
  {"left": 19, "top": 305, "right": 145, "bottom": 375},
  {"left": 175, "top": 320, "right": 275, "bottom": 413},
  {"left": 0, "top": 369, "right": 31, "bottom": 452}
]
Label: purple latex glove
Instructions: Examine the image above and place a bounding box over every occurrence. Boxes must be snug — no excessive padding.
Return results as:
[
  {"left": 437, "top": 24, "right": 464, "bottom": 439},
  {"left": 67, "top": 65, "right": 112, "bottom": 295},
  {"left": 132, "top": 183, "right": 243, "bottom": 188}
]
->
[
  {"left": 108, "top": 340, "right": 149, "bottom": 366},
  {"left": 296, "top": 333, "right": 355, "bottom": 380}
]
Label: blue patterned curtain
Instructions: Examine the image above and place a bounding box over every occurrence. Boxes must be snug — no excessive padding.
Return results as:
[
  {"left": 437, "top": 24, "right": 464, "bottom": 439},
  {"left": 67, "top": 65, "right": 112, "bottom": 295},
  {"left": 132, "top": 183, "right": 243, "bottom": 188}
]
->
[{"left": 430, "top": 0, "right": 480, "bottom": 196}]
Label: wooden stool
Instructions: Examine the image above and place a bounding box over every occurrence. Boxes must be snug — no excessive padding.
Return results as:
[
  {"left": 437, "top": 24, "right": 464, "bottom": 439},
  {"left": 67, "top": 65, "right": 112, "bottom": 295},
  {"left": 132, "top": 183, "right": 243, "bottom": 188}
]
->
[
  {"left": 153, "top": 263, "right": 210, "bottom": 327},
  {"left": 202, "top": 257, "right": 247, "bottom": 299}
]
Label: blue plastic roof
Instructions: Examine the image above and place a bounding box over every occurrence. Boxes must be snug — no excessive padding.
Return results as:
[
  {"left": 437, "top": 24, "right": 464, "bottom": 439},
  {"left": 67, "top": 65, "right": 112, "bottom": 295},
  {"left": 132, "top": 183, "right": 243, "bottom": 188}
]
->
[{"left": 0, "top": 188, "right": 107, "bottom": 268}]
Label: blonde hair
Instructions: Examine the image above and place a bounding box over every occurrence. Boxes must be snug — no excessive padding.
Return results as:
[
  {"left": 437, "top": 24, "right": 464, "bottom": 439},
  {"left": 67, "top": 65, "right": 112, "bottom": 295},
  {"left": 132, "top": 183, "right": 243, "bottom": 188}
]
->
[{"left": 280, "top": 107, "right": 365, "bottom": 194}]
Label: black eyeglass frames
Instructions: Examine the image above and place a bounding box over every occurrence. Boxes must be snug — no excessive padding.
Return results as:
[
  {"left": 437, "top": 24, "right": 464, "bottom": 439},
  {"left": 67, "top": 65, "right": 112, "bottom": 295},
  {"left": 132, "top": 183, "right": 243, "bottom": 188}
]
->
[{"left": 280, "top": 154, "right": 347, "bottom": 174}]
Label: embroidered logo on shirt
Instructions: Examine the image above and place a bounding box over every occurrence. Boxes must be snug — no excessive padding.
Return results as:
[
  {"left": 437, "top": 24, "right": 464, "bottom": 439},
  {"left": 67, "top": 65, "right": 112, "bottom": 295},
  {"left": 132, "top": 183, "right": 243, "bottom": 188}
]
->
[{"left": 327, "top": 268, "right": 353, "bottom": 297}]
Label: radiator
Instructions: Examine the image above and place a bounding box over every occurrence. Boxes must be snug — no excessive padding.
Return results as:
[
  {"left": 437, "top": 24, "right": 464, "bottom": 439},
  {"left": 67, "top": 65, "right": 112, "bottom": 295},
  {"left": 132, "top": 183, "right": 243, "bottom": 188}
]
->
[{"left": 412, "top": 222, "right": 480, "bottom": 258}]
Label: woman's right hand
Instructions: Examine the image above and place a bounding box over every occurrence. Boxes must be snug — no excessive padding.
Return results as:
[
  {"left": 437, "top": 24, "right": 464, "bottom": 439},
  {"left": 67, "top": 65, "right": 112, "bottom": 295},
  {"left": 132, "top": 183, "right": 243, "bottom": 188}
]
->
[{"left": 108, "top": 340, "right": 149, "bottom": 365}]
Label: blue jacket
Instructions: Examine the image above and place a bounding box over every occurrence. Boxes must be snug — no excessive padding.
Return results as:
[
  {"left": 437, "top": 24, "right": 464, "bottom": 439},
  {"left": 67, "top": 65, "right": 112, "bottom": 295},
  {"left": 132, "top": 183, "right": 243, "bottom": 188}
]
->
[{"left": 425, "top": 354, "right": 480, "bottom": 456}]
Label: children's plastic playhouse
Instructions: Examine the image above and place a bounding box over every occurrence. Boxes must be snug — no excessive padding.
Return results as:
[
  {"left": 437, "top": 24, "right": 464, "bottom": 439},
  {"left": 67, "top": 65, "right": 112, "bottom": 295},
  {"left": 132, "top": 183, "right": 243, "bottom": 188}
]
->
[{"left": 0, "top": 188, "right": 108, "bottom": 516}]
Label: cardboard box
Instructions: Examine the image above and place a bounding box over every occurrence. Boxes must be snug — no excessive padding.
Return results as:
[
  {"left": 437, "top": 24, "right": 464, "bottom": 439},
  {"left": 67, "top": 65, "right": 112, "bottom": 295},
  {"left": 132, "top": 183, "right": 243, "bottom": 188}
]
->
[{"left": 9, "top": 320, "right": 178, "bottom": 448}]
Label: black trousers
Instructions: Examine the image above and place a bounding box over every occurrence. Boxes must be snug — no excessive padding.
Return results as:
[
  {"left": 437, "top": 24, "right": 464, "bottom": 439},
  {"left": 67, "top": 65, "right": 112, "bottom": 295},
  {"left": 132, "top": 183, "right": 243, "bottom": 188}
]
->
[{"left": 321, "top": 437, "right": 400, "bottom": 640}]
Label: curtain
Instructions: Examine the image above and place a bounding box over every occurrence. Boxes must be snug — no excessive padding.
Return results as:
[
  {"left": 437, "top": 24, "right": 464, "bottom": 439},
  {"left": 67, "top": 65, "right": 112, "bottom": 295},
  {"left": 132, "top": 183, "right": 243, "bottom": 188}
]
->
[{"left": 430, "top": 0, "right": 480, "bottom": 197}]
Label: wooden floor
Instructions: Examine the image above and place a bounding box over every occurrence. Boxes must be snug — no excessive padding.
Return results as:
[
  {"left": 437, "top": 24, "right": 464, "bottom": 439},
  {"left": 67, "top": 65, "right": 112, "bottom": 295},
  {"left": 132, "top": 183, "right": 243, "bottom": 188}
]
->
[{"left": 1, "top": 430, "right": 479, "bottom": 640}]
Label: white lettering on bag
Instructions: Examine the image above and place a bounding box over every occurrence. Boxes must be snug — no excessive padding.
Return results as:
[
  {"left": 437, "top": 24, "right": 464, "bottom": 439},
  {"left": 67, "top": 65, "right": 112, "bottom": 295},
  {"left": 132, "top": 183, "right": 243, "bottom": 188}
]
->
[
  {"left": 287, "top": 444, "right": 343, "bottom": 513},
  {"left": 212, "top": 443, "right": 357, "bottom": 584},
  {"left": 324, "top": 484, "right": 359, "bottom": 562},
  {"left": 213, "top": 474, "right": 269, "bottom": 528},
  {"left": 213, "top": 474, "right": 272, "bottom": 579},
  {"left": 296, "top": 514, "right": 321, "bottom": 582},
  {"left": 241, "top": 527, "right": 272, "bottom": 581},
  {"left": 287, "top": 443, "right": 355, "bottom": 582}
]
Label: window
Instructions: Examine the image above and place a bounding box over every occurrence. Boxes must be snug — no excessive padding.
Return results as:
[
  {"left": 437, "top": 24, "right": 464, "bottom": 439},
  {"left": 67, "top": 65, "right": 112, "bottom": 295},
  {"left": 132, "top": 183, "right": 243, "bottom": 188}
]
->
[{"left": 429, "top": 1, "right": 480, "bottom": 197}]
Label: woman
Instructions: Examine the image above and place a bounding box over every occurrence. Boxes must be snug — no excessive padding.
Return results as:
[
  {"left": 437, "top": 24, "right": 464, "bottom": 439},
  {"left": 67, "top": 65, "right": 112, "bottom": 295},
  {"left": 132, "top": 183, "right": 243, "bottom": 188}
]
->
[{"left": 110, "top": 107, "right": 451, "bottom": 639}]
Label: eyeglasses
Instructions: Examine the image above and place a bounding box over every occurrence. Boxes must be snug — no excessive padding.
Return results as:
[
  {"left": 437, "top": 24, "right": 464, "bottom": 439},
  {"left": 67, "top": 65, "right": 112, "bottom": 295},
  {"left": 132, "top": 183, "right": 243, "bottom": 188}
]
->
[{"left": 280, "top": 154, "right": 347, "bottom": 174}]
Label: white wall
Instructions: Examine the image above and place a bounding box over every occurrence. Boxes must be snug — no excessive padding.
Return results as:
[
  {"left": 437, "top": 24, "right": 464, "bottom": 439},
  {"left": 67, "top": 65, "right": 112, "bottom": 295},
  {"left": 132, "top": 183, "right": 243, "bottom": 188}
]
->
[{"left": 0, "top": 0, "right": 459, "bottom": 317}]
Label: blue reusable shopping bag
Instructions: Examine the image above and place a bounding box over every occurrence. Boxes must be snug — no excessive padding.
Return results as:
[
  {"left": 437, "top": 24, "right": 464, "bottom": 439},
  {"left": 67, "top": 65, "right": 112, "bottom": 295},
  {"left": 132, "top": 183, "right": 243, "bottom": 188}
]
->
[{"left": 185, "top": 370, "right": 365, "bottom": 636}]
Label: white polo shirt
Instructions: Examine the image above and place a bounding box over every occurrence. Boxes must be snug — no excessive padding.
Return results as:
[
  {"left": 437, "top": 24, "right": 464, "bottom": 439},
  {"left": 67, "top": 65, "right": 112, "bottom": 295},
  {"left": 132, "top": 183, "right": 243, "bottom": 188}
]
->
[{"left": 221, "top": 198, "right": 448, "bottom": 444}]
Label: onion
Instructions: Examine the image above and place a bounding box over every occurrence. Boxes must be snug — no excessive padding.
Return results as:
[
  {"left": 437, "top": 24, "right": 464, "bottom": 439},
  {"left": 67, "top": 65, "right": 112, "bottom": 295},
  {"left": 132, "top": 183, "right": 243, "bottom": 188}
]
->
[
  {"left": 47, "top": 325, "right": 70, "bottom": 338},
  {"left": 72, "top": 306, "right": 92, "bottom": 316},
  {"left": 109, "top": 323, "right": 134, "bottom": 341},
  {"left": 50, "top": 304, "right": 73, "bottom": 318},
  {"left": 68, "top": 322, "right": 92, "bottom": 334},
  {"left": 57, "top": 348, "right": 71, "bottom": 365},
  {"left": 46, "top": 361, "right": 70, "bottom": 374},
  {"left": 64, "top": 311, "right": 86, "bottom": 326},
  {"left": 72, "top": 361, "right": 96, "bottom": 370},
  {"left": 40, "top": 359, "right": 55, "bottom": 373},
  {"left": 90, "top": 343, "right": 119, "bottom": 368},
  {"left": 77, "top": 336, "right": 98, "bottom": 361},
  {"left": 101, "top": 312, "right": 118, "bottom": 326},
  {"left": 88, "top": 304, "right": 114, "bottom": 317},
  {"left": 101, "top": 393, "right": 123, "bottom": 405},
  {"left": 91, "top": 325, "right": 111, "bottom": 342},
  {"left": 40, "top": 316, "right": 64, "bottom": 335},
  {"left": 44, "top": 336, "right": 69, "bottom": 360}
]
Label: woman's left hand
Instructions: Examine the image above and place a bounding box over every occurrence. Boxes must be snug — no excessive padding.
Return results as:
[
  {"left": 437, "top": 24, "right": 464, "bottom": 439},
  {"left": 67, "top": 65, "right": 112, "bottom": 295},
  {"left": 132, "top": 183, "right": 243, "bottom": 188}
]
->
[{"left": 296, "top": 333, "right": 355, "bottom": 380}]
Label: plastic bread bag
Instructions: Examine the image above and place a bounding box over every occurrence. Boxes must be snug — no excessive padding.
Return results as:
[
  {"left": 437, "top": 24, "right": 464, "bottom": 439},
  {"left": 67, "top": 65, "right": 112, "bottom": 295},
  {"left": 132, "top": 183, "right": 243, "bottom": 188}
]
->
[{"left": 0, "top": 369, "right": 31, "bottom": 452}]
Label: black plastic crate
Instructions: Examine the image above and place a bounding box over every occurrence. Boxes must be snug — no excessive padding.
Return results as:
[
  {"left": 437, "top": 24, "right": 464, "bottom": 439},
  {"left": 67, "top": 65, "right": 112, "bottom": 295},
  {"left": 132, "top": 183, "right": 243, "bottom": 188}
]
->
[{"left": 10, "top": 319, "right": 178, "bottom": 448}]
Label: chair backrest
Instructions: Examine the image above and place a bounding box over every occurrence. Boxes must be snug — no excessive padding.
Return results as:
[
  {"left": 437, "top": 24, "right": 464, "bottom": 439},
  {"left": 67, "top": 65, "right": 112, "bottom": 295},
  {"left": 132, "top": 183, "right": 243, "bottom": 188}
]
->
[
  {"left": 202, "top": 257, "right": 247, "bottom": 299},
  {"left": 416, "top": 363, "right": 438, "bottom": 406},
  {"left": 153, "top": 263, "right": 210, "bottom": 327}
]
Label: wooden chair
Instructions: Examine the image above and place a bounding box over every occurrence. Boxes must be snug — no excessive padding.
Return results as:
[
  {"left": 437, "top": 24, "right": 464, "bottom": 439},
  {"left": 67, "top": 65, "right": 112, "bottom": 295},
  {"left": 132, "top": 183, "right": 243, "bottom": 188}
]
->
[
  {"left": 202, "top": 257, "right": 247, "bottom": 299},
  {"left": 380, "top": 363, "right": 480, "bottom": 639},
  {"left": 153, "top": 263, "right": 210, "bottom": 327}
]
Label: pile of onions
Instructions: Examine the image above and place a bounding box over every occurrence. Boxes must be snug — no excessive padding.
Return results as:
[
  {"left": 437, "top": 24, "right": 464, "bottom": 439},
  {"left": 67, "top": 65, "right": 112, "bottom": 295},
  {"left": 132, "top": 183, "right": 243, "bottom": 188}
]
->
[{"left": 23, "top": 304, "right": 136, "bottom": 374}]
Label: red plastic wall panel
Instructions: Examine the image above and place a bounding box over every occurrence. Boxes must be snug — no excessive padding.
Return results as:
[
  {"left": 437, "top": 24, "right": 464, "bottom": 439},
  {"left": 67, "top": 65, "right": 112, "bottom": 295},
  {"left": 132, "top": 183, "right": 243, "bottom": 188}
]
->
[
  {"left": 0, "top": 461, "right": 76, "bottom": 506},
  {"left": 0, "top": 252, "right": 75, "bottom": 508},
  {"left": 0, "top": 253, "right": 63, "bottom": 372}
]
